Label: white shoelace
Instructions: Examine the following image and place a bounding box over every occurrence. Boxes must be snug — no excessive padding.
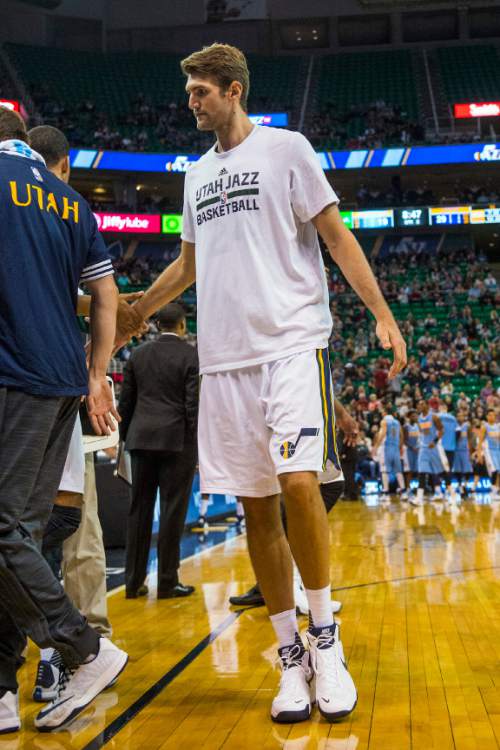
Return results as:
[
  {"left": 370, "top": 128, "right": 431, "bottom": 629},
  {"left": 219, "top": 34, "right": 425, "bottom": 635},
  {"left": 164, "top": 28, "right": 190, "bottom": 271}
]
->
[
  {"left": 314, "top": 633, "right": 341, "bottom": 689},
  {"left": 55, "top": 664, "right": 76, "bottom": 700}
]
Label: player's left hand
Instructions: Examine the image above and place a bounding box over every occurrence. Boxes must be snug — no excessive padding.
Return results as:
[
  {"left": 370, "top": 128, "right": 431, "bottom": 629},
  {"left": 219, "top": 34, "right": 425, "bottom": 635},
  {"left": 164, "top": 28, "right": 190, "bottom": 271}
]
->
[
  {"left": 376, "top": 319, "right": 407, "bottom": 379},
  {"left": 86, "top": 374, "right": 121, "bottom": 435},
  {"left": 336, "top": 411, "right": 359, "bottom": 446}
]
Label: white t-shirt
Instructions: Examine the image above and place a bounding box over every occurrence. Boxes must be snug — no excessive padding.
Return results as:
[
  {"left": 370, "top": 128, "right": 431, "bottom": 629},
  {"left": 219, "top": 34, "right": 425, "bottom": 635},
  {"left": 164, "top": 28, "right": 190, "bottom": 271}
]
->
[{"left": 181, "top": 125, "right": 338, "bottom": 374}]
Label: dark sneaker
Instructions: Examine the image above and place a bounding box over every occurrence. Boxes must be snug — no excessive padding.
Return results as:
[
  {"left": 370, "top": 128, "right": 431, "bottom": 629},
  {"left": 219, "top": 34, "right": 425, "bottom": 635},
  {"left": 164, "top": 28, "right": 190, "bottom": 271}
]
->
[
  {"left": 33, "top": 650, "right": 62, "bottom": 702},
  {"left": 229, "top": 584, "right": 265, "bottom": 607}
]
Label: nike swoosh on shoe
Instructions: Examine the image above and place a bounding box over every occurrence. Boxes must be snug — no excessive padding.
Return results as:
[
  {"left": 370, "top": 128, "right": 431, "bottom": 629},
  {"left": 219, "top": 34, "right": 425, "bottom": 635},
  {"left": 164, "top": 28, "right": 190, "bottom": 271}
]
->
[{"left": 36, "top": 696, "right": 73, "bottom": 718}]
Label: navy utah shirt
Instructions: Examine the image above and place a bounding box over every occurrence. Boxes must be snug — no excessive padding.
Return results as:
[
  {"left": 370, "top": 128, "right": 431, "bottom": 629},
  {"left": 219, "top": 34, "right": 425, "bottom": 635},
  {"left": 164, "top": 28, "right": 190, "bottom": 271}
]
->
[{"left": 0, "top": 150, "right": 113, "bottom": 396}]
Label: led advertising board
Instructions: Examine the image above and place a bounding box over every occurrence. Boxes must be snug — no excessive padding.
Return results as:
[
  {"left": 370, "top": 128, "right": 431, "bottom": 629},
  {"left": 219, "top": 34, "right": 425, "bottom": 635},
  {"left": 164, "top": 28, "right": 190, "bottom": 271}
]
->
[
  {"left": 92, "top": 206, "right": 500, "bottom": 233},
  {"left": 0, "top": 99, "right": 20, "bottom": 112},
  {"left": 94, "top": 213, "right": 161, "bottom": 233},
  {"left": 70, "top": 141, "right": 500, "bottom": 173},
  {"left": 340, "top": 211, "right": 353, "bottom": 228},
  {"left": 469, "top": 207, "right": 500, "bottom": 224},
  {"left": 454, "top": 102, "right": 500, "bottom": 119},
  {"left": 162, "top": 214, "right": 183, "bottom": 234},
  {"left": 248, "top": 113, "right": 288, "bottom": 126}
]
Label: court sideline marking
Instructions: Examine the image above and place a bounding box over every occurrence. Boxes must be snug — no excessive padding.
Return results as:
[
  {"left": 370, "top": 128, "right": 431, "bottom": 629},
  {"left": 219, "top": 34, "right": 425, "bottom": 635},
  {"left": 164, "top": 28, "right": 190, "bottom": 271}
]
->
[{"left": 81, "top": 610, "right": 244, "bottom": 750}]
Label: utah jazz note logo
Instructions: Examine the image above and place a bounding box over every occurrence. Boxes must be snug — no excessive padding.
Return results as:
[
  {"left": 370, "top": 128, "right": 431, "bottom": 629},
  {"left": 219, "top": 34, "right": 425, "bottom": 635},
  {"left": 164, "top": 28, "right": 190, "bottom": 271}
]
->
[{"left": 280, "top": 428, "right": 320, "bottom": 459}]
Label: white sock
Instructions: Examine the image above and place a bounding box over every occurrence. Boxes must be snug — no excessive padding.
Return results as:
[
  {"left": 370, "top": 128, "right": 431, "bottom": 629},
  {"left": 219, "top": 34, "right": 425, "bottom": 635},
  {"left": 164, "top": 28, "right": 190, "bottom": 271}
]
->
[
  {"left": 292, "top": 561, "right": 302, "bottom": 586},
  {"left": 270, "top": 609, "right": 299, "bottom": 648},
  {"left": 396, "top": 473, "right": 405, "bottom": 490},
  {"left": 236, "top": 500, "right": 244, "bottom": 517},
  {"left": 381, "top": 473, "right": 389, "bottom": 492},
  {"left": 199, "top": 496, "right": 209, "bottom": 516},
  {"left": 305, "top": 585, "right": 334, "bottom": 629},
  {"left": 417, "top": 488, "right": 424, "bottom": 501}
]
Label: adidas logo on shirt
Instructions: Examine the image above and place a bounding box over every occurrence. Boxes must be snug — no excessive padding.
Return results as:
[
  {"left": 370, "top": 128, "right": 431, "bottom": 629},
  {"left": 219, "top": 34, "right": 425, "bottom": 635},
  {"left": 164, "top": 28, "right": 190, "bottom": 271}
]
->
[{"left": 218, "top": 167, "right": 228, "bottom": 176}]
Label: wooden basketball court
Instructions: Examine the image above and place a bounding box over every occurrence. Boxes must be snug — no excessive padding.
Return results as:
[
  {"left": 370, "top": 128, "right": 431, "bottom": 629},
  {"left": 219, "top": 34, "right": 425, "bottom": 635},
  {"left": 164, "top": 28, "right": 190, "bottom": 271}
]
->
[{"left": 16, "top": 497, "right": 500, "bottom": 749}]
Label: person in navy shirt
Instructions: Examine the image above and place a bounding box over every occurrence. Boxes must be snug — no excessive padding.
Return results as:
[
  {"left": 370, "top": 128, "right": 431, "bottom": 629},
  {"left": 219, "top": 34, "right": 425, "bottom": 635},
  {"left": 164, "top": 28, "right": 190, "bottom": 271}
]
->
[{"left": 0, "top": 108, "right": 127, "bottom": 734}]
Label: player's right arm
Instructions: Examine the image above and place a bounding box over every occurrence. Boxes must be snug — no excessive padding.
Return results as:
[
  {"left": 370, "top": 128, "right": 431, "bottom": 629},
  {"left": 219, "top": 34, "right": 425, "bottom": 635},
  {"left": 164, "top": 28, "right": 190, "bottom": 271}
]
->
[
  {"left": 313, "top": 205, "right": 406, "bottom": 379},
  {"left": 477, "top": 424, "right": 487, "bottom": 463},
  {"left": 372, "top": 421, "right": 386, "bottom": 455},
  {"left": 467, "top": 425, "right": 474, "bottom": 454},
  {"left": 115, "top": 241, "right": 196, "bottom": 349},
  {"left": 431, "top": 414, "right": 443, "bottom": 446},
  {"left": 404, "top": 424, "right": 410, "bottom": 447},
  {"left": 399, "top": 425, "right": 405, "bottom": 457}
]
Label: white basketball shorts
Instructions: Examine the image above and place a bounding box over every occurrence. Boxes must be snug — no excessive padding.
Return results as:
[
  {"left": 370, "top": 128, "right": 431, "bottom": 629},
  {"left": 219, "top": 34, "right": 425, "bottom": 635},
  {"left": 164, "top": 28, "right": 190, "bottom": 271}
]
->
[
  {"left": 198, "top": 348, "right": 340, "bottom": 498},
  {"left": 58, "top": 414, "right": 85, "bottom": 494}
]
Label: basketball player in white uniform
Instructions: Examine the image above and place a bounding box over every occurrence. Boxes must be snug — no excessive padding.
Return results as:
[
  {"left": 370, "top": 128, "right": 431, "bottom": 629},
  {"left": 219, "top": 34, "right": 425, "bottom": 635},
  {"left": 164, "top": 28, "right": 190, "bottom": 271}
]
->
[{"left": 125, "top": 43, "right": 406, "bottom": 724}]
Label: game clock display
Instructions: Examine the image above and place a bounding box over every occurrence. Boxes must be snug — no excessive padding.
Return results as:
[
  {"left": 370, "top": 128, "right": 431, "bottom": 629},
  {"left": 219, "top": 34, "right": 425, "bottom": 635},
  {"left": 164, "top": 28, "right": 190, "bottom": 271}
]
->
[{"left": 395, "top": 208, "right": 426, "bottom": 227}]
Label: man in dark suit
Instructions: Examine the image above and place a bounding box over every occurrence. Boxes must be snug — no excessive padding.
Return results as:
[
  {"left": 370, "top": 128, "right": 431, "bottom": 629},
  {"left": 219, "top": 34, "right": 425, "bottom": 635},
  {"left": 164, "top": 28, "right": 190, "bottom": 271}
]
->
[{"left": 119, "top": 303, "right": 199, "bottom": 599}]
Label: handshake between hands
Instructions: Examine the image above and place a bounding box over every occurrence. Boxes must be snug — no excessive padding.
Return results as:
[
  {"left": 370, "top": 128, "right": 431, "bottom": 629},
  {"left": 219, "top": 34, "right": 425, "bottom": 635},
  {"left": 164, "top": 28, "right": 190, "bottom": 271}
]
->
[{"left": 113, "top": 291, "right": 149, "bottom": 354}]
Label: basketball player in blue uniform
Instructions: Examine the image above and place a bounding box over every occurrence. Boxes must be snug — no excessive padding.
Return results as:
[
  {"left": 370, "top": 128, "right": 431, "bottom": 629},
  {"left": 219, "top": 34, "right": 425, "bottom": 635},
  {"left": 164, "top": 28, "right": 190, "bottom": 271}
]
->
[
  {"left": 438, "top": 403, "right": 460, "bottom": 502},
  {"left": 452, "top": 412, "right": 474, "bottom": 495},
  {"left": 403, "top": 410, "right": 419, "bottom": 489},
  {"left": 413, "top": 400, "right": 445, "bottom": 505},
  {"left": 372, "top": 404, "right": 406, "bottom": 499},
  {"left": 477, "top": 409, "right": 500, "bottom": 498}
]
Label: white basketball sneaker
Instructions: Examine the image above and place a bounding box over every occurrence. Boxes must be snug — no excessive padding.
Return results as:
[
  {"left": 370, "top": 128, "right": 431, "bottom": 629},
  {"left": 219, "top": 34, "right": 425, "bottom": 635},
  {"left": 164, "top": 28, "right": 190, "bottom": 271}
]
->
[
  {"left": 410, "top": 488, "right": 424, "bottom": 506},
  {"left": 34, "top": 638, "right": 128, "bottom": 731},
  {"left": 294, "top": 578, "right": 342, "bottom": 616},
  {"left": 306, "top": 624, "right": 357, "bottom": 722},
  {"left": 271, "top": 642, "right": 313, "bottom": 723},
  {"left": 0, "top": 691, "right": 20, "bottom": 734}
]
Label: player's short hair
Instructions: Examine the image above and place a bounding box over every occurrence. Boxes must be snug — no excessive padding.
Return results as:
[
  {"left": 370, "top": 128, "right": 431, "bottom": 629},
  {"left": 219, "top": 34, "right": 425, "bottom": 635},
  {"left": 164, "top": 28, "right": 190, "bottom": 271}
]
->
[
  {"left": 157, "top": 303, "right": 186, "bottom": 331},
  {"left": 181, "top": 43, "right": 250, "bottom": 111},
  {"left": 0, "top": 107, "right": 27, "bottom": 142},
  {"left": 28, "top": 125, "right": 69, "bottom": 168},
  {"left": 487, "top": 408, "right": 496, "bottom": 415}
]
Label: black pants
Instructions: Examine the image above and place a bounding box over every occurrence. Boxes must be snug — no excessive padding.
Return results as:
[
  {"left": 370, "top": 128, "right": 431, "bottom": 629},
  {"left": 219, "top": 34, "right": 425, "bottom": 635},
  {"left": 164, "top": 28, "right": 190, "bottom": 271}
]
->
[
  {"left": 125, "top": 447, "right": 197, "bottom": 595},
  {"left": 279, "top": 481, "right": 345, "bottom": 534},
  {"left": 0, "top": 389, "right": 99, "bottom": 691}
]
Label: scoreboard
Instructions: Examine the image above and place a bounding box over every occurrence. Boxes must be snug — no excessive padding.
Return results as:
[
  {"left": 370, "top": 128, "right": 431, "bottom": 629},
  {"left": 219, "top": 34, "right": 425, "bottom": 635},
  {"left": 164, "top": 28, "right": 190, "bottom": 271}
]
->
[
  {"left": 470, "top": 207, "right": 500, "bottom": 224},
  {"left": 339, "top": 205, "right": 500, "bottom": 231},
  {"left": 394, "top": 208, "right": 426, "bottom": 227},
  {"left": 349, "top": 209, "right": 394, "bottom": 229},
  {"left": 89, "top": 205, "right": 500, "bottom": 234},
  {"left": 428, "top": 206, "right": 471, "bottom": 225}
]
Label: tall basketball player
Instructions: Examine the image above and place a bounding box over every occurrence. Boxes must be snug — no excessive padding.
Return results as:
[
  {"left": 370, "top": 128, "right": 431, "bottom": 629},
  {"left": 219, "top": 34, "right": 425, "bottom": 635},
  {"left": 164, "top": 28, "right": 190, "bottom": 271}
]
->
[{"left": 124, "top": 44, "right": 406, "bottom": 724}]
